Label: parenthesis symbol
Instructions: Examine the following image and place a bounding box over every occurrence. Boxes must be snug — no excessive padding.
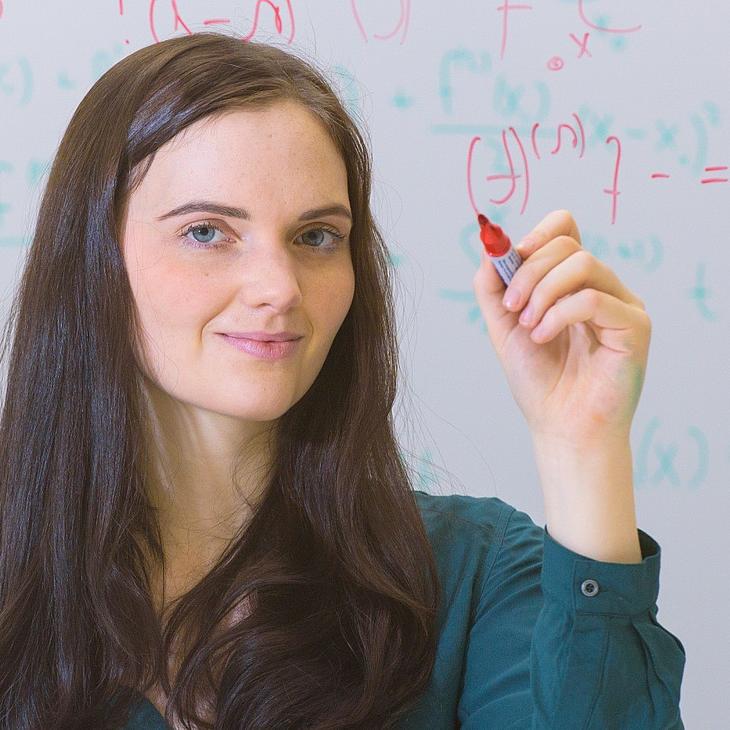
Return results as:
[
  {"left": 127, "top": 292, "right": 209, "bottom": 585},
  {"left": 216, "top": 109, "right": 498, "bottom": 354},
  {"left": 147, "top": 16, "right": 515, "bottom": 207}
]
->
[
  {"left": 635, "top": 417, "right": 659, "bottom": 488},
  {"left": 647, "top": 235, "right": 662, "bottom": 273}
]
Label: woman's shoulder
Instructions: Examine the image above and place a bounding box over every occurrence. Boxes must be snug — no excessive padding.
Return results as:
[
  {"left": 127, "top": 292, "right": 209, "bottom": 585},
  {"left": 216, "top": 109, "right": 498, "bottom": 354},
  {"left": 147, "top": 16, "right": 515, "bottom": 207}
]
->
[
  {"left": 414, "top": 489, "right": 519, "bottom": 533},
  {"left": 412, "top": 489, "right": 535, "bottom": 565}
]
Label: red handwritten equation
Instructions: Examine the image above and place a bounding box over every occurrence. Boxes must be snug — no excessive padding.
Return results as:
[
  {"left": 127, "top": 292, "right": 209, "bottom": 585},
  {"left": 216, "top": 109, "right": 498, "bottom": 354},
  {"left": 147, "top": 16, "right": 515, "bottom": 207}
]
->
[
  {"left": 115, "top": 1, "right": 413, "bottom": 48},
  {"left": 497, "top": 0, "right": 641, "bottom": 69},
  {"left": 652, "top": 167, "right": 729, "bottom": 185},
  {"left": 466, "top": 114, "right": 729, "bottom": 225},
  {"left": 117, "top": 0, "right": 296, "bottom": 46},
  {"left": 351, "top": 0, "right": 412, "bottom": 45}
]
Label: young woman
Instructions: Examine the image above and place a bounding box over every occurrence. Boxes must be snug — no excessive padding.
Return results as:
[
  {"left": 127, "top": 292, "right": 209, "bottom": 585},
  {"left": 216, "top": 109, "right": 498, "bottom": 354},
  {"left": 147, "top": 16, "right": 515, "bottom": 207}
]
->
[{"left": 0, "top": 31, "right": 685, "bottom": 729}]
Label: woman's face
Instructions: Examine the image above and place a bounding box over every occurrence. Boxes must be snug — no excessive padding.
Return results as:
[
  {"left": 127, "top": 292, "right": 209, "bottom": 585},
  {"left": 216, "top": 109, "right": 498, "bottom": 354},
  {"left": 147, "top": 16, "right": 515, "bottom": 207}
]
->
[{"left": 120, "top": 100, "right": 355, "bottom": 425}]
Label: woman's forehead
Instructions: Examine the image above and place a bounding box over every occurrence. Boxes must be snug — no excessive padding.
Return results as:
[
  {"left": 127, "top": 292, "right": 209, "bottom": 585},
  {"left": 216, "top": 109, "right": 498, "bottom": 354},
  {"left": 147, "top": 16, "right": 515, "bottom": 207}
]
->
[{"left": 134, "top": 106, "right": 346, "bottom": 202}]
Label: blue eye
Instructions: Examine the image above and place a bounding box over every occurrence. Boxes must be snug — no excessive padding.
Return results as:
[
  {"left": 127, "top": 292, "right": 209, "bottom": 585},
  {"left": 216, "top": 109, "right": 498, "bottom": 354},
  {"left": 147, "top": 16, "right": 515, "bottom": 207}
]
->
[
  {"left": 179, "top": 220, "right": 347, "bottom": 252},
  {"left": 180, "top": 221, "right": 228, "bottom": 248}
]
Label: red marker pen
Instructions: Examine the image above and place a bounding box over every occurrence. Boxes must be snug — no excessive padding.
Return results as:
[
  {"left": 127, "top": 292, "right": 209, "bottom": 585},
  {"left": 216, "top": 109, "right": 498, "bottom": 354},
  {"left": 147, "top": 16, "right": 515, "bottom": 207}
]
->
[{"left": 477, "top": 213, "right": 523, "bottom": 286}]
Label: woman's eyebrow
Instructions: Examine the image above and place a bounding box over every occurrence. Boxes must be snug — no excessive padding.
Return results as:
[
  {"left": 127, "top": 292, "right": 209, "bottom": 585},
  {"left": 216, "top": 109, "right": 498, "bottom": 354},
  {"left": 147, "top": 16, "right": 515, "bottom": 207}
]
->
[{"left": 156, "top": 200, "right": 352, "bottom": 223}]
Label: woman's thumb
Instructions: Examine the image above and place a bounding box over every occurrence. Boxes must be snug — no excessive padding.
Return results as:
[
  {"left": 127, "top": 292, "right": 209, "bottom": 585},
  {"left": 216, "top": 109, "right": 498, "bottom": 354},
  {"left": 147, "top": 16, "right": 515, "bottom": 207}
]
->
[{"left": 473, "top": 247, "right": 516, "bottom": 347}]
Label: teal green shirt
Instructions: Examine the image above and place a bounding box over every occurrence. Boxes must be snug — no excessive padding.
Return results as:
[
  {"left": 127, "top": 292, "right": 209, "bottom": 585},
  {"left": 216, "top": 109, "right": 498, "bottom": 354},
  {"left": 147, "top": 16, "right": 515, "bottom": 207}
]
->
[{"left": 125, "top": 491, "right": 686, "bottom": 728}]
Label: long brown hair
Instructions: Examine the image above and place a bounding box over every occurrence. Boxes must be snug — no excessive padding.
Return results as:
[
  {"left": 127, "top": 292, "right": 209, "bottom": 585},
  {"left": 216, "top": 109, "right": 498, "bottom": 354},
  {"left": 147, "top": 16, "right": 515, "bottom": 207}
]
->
[{"left": 0, "top": 30, "right": 442, "bottom": 729}]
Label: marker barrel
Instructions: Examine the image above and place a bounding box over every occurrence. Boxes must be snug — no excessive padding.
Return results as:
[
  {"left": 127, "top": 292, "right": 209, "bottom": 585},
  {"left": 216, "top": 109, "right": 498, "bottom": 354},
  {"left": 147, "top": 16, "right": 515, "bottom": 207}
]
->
[
  {"left": 487, "top": 247, "right": 523, "bottom": 286},
  {"left": 477, "top": 213, "right": 523, "bottom": 286}
]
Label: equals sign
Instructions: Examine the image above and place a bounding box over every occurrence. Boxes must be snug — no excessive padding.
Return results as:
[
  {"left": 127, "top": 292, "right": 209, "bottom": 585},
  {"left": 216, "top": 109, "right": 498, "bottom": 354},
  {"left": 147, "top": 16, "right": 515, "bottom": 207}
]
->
[{"left": 700, "top": 166, "right": 728, "bottom": 184}]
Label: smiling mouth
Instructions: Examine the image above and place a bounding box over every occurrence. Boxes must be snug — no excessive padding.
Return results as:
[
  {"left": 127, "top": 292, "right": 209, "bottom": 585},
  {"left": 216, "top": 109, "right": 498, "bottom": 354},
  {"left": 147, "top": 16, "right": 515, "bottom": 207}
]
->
[{"left": 218, "top": 333, "right": 302, "bottom": 360}]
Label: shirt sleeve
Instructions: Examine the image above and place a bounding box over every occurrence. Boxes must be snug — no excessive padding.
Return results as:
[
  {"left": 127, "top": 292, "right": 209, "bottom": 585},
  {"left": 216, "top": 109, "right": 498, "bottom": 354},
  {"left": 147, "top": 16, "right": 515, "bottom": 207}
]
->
[{"left": 457, "top": 505, "right": 686, "bottom": 729}]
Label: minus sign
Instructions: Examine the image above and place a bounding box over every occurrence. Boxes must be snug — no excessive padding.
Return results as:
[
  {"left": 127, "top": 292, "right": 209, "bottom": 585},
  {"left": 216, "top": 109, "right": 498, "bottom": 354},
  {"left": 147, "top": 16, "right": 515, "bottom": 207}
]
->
[{"left": 650, "top": 173, "right": 670, "bottom": 179}]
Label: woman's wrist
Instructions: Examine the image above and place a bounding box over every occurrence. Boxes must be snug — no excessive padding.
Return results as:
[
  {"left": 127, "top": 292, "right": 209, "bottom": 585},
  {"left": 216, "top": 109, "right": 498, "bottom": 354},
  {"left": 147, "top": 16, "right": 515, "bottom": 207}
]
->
[{"left": 531, "top": 431, "right": 643, "bottom": 564}]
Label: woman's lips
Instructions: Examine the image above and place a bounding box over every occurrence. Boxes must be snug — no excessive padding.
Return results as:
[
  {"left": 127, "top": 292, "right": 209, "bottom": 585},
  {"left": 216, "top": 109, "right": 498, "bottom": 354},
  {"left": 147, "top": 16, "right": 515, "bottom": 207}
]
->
[{"left": 218, "top": 333, "right": 302, "bottom": 360}]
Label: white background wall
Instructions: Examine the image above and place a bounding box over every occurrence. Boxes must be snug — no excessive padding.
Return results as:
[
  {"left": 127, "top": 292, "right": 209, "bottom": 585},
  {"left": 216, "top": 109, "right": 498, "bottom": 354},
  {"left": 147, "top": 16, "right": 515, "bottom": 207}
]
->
[{"left": 0, "top": 2, "right": 727, "bottom": 725}]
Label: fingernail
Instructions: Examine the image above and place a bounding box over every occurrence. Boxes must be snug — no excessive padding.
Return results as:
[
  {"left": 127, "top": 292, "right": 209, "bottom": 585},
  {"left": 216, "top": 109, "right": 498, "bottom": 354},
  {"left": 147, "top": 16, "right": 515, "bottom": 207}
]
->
[
  {"left": 502, "top": 289, "right": 520, "bottom": 309},
  {"left": 519, "top": 305, "right": 534, "bottom": 325}
]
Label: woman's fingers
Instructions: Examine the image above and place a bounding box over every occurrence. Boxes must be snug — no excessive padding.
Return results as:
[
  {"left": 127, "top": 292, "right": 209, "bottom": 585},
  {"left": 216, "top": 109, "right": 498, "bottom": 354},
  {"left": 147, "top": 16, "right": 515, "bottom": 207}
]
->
[
  {"left": 529, "top": 288, "right": 651, "bottom": 354},
  {"left": 505, "top": 245, "right": 646, "bottom": 333},
  {"left": 516, "top": 208, "right": 583, "bottom": 256},
  {"left": 502, "top": 235, "right": 581, "bottom": 312}
]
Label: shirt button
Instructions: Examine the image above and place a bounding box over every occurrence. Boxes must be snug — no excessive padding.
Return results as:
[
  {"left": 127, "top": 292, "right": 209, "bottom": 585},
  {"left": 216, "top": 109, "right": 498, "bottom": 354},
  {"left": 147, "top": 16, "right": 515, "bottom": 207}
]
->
[{"left": 580, "top": 579, "right": 600, "bottom": 597}]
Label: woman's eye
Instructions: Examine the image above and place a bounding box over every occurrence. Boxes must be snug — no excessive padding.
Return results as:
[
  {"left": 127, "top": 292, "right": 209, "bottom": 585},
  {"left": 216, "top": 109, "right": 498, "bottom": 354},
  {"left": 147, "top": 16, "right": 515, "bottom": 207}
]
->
[
  {"left": 180, "top": 221, "right": 228, "bottom": 248},
  {"left": 296, "top": 226, "right": 346, "bottom": 251},
  {"left": 178, "top": 221, "right": 346, "bottom": 252}
]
